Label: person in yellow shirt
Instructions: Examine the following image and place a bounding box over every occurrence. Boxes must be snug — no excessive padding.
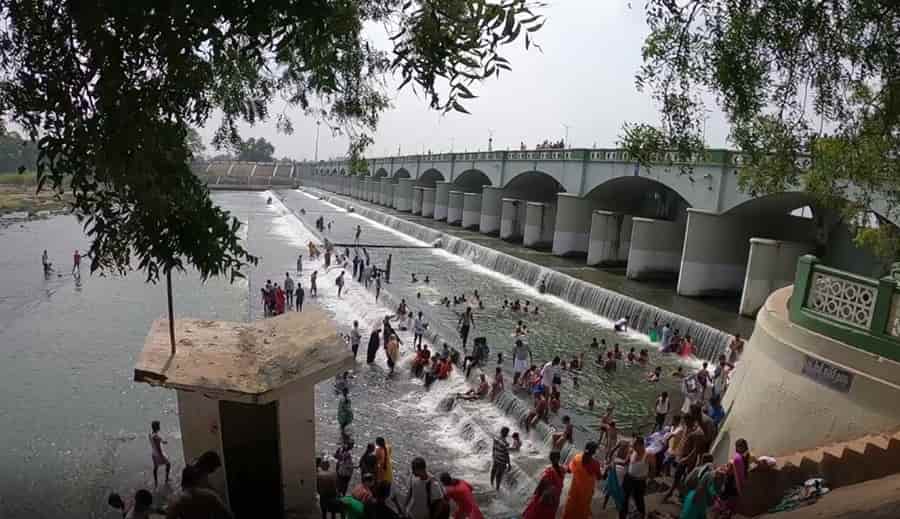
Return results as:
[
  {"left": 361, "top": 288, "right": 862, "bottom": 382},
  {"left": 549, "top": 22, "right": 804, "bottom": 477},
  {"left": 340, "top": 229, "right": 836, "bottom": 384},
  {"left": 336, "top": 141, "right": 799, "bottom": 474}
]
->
[{"left": 375, "top": 437, "right": 393, "bottom": 493}]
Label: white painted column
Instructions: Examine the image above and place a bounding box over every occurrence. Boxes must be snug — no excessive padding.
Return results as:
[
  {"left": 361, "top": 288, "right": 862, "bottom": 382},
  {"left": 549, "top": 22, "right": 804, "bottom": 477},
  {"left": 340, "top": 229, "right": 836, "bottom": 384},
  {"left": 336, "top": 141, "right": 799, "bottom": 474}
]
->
[
  {"left": 739, "top": 238, "right": 815, "bottom": 316},
  {"left": 447, "top": 190, "right": 464, "bottom": 225},
  {"left": 351, "top": 177, "right": 361, "bottom": 199},
  {"left": 411, "top": 187, "right": 424, "bottom": 214},
  {"left": 479, "top": 186, "right": 503, "bottom": 235},
  {"left": 395, "top": 179, "right": 414, "bottom": 211},
  {"left": 626, "top": 217, "right": 686, "bottom": 280},
  {"left": 524, "top": 202, "right": 556, "bottom": 249},
  {"left": 381, "top": 181, "right": 394, "bottom": 207},
  {"left": 500, "top": 198, "right": 526, "bottom": 241},
  {"left": 279, "top": 386, "right": 316, "bottom": 511},
  {"left": 587, "top": 211, "right": 633, "bottom": 266},
  {"left": 462, "top": 192, "right": 482, "bottom": 229},
  {"left": 434, "top": 181, "right": 451, "bottom": 221},
  {"left": 421, "top": 187, "right": 435, "bottom": 217},
  {"left": 552, "top": 193, "right": 597, "bottom": 256}
]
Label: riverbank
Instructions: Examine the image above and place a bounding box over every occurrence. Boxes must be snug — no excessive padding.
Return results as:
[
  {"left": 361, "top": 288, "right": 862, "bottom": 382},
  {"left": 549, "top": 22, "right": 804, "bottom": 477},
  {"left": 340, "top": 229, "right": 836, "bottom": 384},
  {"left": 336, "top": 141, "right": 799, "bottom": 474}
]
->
[
  {"left": 301, "top": 187, "right": 755, "bottom": 340},
  {"left": 0, "top": 172, "right": 71, "bottom": 220}
]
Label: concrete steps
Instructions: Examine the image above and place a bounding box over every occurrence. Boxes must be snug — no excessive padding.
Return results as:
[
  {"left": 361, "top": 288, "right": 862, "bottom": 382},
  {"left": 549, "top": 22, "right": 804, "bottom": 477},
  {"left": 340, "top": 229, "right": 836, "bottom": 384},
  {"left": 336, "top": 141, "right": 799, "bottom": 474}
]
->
[{"left": 740, "top": 428, "right": 900, "bottom": 516}]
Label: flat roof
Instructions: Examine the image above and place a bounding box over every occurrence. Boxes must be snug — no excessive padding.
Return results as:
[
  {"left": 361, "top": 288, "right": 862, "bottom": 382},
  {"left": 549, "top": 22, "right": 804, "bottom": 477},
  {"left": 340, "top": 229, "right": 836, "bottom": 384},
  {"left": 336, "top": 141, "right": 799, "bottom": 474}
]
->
[{"left": 134, "top": 307, "right": 352, "bottom": 403}]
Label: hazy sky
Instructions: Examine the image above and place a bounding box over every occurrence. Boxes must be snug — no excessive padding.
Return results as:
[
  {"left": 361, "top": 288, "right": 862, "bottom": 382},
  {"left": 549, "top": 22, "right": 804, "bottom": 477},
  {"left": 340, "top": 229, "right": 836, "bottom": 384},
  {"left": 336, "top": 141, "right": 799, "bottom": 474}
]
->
[{"left": 199, "top": 1, "right": 732, "bottom": 161}]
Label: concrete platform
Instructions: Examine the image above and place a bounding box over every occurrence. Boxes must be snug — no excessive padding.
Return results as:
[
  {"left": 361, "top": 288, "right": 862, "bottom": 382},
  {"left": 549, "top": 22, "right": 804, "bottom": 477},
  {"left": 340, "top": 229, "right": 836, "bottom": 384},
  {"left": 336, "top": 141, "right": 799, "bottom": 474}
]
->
[{"left": 135, "top": 307, "right": 353, "bottom": 403}]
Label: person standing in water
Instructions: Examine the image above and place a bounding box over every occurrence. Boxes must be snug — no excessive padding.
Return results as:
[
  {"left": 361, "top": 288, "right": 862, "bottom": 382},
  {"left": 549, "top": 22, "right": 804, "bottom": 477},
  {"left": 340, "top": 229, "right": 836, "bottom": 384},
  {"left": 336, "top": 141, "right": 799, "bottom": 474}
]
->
[
  {"left": 512, "top": 339, "right": 532, "bottom": 385},
  {"left": 522, "top": 451, "right": 567, "bottom": 519},
  {"left": 72, "top": 249, "right": 81, "bottom": 274},
  {"left": 350, "top": 321, "right": 361, "bottom": 361},
  {"left": 310, "top": 270, "right": 318, "bottom": 297},
  {"left": 366, "top": 328, "right": 381, "bottom": 364},
  {"left": 336, "top": 271, "right": 346, "bottom": 298},
  {"left": 374, "top": 437, "right": 394, "bottom": 493},
  {"left": 440, "top": 472, "right": 484, "bottom": 519},
  {"left": 337, "top": 387, "right": 353, "bottom": 439},
  {"left": 385, "top": 254, "right": 392, "bottom": 284},
  {"left": 355, "top": 225, "right": 362, "bottom": 244},
  {"left": 149, "top": 420, "right": 170, "bottom": 488},
  {"left": 385, "top": 334, "right": 400, "bottom": 375},
  {"left": 561, "top": 442, "right": 603, "bottom": 519},
  {"left": 297, "top": 254, "right": 303, "bottom": 273},
  {"left": 374, "top": 272, "right": 382, "bottom": 301},
  {"left": 458, "top": 306, "right": 475, "bottom": 349},
  {"left": 295, "top": 282, "right": 305, "bottom": 312},
  {"left": 413, "top": 312, "right": 427, "bottom": 349},
  {"left": 284, "top": 273, "right": 295, "bottom": 307},
  {"left": 490, "top": 426, "right": 512, "bottom": 491}
]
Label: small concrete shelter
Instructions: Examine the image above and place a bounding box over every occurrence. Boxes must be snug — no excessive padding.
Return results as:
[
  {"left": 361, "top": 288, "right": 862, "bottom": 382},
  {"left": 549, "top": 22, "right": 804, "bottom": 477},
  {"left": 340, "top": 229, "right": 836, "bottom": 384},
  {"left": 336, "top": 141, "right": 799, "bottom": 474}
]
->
[{"left": 135, "top": 307, "right": 352, "bottom": 519}]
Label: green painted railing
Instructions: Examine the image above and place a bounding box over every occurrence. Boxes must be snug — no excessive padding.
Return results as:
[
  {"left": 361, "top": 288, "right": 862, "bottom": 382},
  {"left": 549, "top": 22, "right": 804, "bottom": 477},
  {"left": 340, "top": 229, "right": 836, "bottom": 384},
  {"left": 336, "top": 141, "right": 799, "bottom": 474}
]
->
[{"left": 790, "top": 255, "right": 900, "bottom": 363}]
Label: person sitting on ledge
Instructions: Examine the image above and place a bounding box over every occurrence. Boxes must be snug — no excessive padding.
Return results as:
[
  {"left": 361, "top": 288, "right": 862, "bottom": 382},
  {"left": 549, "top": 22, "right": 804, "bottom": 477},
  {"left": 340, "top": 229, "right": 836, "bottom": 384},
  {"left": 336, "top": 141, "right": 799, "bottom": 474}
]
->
[{"left": 457, "top": 374, "right": 490, "bottom": 401}]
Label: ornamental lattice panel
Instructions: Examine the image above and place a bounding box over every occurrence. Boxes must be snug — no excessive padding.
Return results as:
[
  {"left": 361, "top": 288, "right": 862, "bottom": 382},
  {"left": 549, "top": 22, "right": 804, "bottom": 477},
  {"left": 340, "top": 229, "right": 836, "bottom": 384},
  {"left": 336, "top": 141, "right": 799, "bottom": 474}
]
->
[{"left": 806, "top": 272, "right": 876, "bottom": 329}]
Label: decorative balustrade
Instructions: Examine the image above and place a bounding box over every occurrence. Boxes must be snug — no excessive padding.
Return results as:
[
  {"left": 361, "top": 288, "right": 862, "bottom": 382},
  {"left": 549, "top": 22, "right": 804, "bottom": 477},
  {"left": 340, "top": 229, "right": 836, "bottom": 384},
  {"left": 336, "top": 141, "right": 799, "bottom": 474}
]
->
[{"left": 790, "top": 255, "right": 900, "bottom": 363}]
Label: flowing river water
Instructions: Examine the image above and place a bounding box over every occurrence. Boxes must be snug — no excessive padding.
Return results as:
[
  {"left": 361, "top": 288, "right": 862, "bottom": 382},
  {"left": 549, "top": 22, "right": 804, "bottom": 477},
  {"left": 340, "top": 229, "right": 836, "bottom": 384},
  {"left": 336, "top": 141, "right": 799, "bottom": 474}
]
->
[{"left": 0, "top": 189, "right": 712, "bottom": 518}]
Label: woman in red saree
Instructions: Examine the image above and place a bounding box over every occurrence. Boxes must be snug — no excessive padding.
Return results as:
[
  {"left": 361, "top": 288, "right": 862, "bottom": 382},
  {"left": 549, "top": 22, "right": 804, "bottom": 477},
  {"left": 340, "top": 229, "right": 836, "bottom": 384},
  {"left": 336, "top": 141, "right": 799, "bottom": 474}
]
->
[
  {"left": 523, "top": 452, "right": 567, "bottom": 519},
  {"left": 275, "top": 285, "right": 286, "bottom": 315},
  {"left": 561, "top": 442, "right": 603, "bottom": 519}
]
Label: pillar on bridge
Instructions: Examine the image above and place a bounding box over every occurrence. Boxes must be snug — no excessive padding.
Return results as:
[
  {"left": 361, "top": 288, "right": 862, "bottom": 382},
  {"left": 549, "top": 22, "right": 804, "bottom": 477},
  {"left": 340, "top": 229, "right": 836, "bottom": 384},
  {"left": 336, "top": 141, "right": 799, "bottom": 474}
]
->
[
  {"left": 462, "top": 193, "right": 482, "bottom": 230},
  {"left": 421, "top": 187, "right": 436, "bottom": 217},
  {"left": 677, "top": 208, "right": 817, "bottom": 297},
  {"left": 447, "top": 191, "right": 464, "bottom": 225},
  {"left": 434, "top": 181, "right": 451, "bottom": 221},
  {"left": 626, "top": 217, "right": 685, "bottom": 280},
  {"left": 739, "top": 238, "right": 815, "bottom": 317},
  {"left": 395, "top": 179, "right": 414, "bottom": 212},
  {"left": 368, "top": 179, "right": 379, "bottom": 202},
  {"left": 500, "top": 198, "right": 526, "bottom": 241},
  {"left": 351, "top": 177, "right": 361, "bottom": 199},
  {"left": 343, "top": 177, "right": 351, "bottom": 196},
  {"left": 360, "top": 179, "right": 369, "bottom": 201},
  {"left": 587, "top": 211, "right": 633, "bottom": 266},
  {"left": 380, "top": 181, "right": 394, "bottom": 207},
  {"left": 479, "top": 186, "right": 503, "bottom": 235},
  {"left": 412, "top": 187, "right": 424, "bottom": 214},
  {"left": 523, "top": 202, "right": 557, "bottom": 249},
  {"left": 552, "top": 193, "right": 604, "bottom": 256}
]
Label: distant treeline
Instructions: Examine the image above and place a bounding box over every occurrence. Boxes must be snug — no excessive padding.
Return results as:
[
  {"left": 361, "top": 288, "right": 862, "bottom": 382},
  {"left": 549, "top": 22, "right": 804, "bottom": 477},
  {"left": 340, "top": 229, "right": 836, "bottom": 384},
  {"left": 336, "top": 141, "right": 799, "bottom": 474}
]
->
[{"left": 0, "top": 130, "right": 38, "bottom": 173}]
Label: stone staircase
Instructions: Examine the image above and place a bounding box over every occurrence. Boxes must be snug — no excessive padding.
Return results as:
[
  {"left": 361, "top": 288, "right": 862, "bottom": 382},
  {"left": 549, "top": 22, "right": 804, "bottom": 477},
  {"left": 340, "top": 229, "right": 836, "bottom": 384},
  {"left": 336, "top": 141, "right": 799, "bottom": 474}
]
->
[{"left": 739, "top": 429, "right": 900, "bottom": 516}]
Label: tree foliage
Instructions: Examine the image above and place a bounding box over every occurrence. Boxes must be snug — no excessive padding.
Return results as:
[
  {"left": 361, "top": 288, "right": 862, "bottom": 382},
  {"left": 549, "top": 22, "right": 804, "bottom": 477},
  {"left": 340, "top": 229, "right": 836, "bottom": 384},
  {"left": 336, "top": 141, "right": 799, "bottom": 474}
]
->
[
  {"left": 0, "top": 0, "right": 544, "bottom": 282},
  {"left": 623, "top": 0, "right": 900, "bottom": 260},
  {"left": 237, "top": 137, "right": 275, "bottom": 162}
]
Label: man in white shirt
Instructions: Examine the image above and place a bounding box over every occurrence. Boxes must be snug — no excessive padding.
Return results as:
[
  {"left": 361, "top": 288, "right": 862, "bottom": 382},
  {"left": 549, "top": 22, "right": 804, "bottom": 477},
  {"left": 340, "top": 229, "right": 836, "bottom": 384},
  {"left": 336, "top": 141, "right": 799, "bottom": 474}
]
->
[
  {"left": 540, "top": 356, "right": 561, "bottom": 389},
  {"left": 512, "top": 340, "right": 532, "bottom": 385},
  {"left": 349, "top": 321, "right": 361, "bottom": 361},
  {"left": 413, "top": 312, "right": 427, "bottom": 348},
  {"left": 405, "top": 457, "right": 445, "bottom": 519}
]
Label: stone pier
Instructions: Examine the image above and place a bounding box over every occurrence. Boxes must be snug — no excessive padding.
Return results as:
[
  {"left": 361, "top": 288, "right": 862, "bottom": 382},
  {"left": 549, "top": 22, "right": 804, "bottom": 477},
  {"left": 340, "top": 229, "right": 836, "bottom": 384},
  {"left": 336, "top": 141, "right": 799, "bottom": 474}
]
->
[
  {"left": 523, "top": 202, "right": 556, "bottom": 249},
  {"left": 395, "top": 178, "right": 413, "bottom": 212},
  {"left": 500, "top": 198, "right": 526, "bottom": 241},
  {"left": 434, "top": 182, "right": 451, "bottom": 221},
  {"left": 479, "top": 186, "right": 503, "bottom": 235},
  {"left": 411, "top": 187, "right": 424, "bottom": 214},
  {"left": 586, "top": 211, "right": 633, "bottom": 266},
  {"left": 421, "top": 187, "right": 436, "bottom": 217},
  {"left": 380, "top": 181, "right": 393, "bottom": 207},
  {"left": 738, "top": 238, "right": 814, "bottom": 316},
  {"left": 447, "top": 191, "right": 464, "bottom": 225},
  {"left": 462, "top": 192, "right": 482, "bottom": 230},
  {"left": 552, "top": 193, "right": 601, "bottom": 256},
  {"left": 626, "top": 217, "right": 685, "bottom": 280}
]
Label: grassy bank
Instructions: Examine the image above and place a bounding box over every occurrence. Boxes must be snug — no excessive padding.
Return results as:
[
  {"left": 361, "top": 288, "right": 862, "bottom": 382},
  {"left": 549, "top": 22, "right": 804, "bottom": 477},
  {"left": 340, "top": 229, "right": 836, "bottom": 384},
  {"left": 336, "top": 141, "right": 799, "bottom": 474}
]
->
[{"left": 0, "top": 171, "right": 71, "bottom": 216}]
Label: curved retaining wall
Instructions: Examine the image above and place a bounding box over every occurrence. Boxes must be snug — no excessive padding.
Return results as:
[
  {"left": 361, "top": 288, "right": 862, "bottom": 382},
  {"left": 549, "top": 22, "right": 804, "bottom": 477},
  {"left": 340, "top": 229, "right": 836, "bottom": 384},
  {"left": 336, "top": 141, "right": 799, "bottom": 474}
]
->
[{"left": 714, "top": 286, "right": 900, "bottom": 460}]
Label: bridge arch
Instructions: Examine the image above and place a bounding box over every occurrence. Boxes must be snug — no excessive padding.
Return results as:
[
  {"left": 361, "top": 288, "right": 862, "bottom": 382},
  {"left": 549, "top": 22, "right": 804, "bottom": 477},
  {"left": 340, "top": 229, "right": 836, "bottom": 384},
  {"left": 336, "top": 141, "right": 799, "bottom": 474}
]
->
[
  {"left": 374, "top": 168, "right": 388, "bottom": 178},
  {"left": 393, "top": 168, "right": 411, "bottom": 180},
  {"left": 503, "top": 170, "right": 565, "bottom": 202},
  {"left": 584, "top": 176, "right": 690, "bottom": 220},
  {"left": 417, "top": 168, "right": 445, "bottom": 187},
  {"left": 453, "top": 169, "right": 492, "bottom": 193}
]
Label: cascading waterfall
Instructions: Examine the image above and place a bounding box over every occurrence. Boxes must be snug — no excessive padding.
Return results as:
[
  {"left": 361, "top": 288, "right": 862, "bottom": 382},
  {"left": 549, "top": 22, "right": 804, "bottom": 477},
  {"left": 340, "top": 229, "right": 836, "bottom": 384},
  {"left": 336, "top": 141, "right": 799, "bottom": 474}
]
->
[{"left": 304, "top": 188, "right": 731, "bottom": 360}]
